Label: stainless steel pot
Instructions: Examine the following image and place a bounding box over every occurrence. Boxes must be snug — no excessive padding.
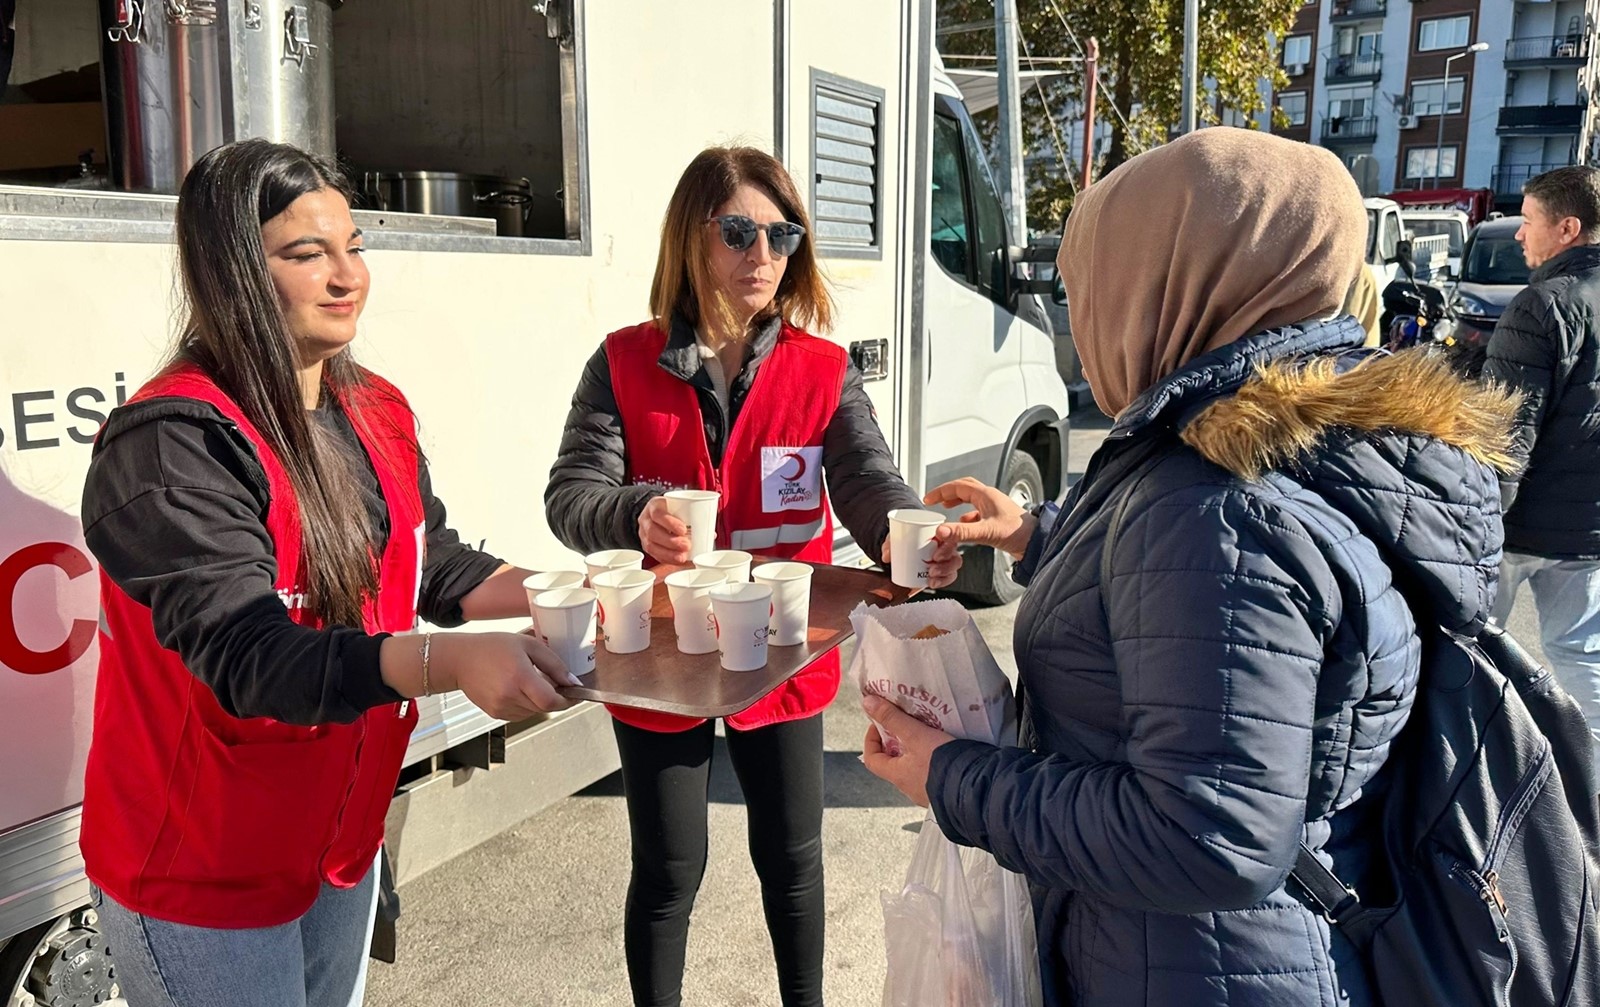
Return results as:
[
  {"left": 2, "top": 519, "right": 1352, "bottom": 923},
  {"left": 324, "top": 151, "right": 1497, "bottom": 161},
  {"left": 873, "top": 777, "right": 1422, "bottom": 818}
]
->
[
  {"left": 361, "top": 171, "right": 532, "bottom": 238},
  {"left": 99, "top": 0, "right": 340, "bottom": 193}
]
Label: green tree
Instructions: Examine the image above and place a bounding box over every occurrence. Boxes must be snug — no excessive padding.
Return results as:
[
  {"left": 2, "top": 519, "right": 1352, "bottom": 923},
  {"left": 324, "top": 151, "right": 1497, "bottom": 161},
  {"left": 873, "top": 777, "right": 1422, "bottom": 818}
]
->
[{"left": 941, "top": 0, "right": 1299, "bottom": 230}]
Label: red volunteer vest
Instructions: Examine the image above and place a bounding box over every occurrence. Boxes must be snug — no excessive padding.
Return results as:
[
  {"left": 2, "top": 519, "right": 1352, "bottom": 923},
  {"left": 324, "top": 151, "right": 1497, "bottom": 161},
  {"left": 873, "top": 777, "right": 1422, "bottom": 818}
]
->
[
  {"left": 606, "top": 321, "right": 846, "bottom": 732},
  {"left": 80, "top": 365, "right": 425, "bottom": 929}
]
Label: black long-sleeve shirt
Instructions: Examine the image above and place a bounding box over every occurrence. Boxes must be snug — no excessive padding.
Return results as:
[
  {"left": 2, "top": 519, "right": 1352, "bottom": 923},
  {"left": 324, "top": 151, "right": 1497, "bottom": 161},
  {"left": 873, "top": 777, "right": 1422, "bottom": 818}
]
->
[
  {"left": 544, "top": 313, "right": 921, "bottom": 556},
  {"left": 82, "top": 396, "right": 503, "bottom": 726}
]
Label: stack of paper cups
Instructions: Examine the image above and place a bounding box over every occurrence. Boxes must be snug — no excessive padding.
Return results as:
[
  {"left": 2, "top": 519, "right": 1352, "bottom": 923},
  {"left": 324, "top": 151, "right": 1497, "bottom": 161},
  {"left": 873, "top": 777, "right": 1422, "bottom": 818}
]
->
[
  {"left": 665, "top": 568, "right": 725, "bottom": 655},
  {"left": 531, "top": 587, "right": 599, "bottom": 678},
  {"left": 523, "top": 570, "right": 587, "bottom": 621},
  {"left": 664, "top": 490, "right": 720, "bottom": 563},
  {"left": 752, "top": 562, "right": 813, "bottom": 647},
  {"left": 694, "top": 549, "right": 753, "bottom": 584},
  {"left": 709, "top": 581, "right": 773, "bottom": 672},
  {"left": 887, "top": 509, "right": 945, "bottom": 589},
  {"left": 591, "top": 568, "right": 656, "bottom": 655}
]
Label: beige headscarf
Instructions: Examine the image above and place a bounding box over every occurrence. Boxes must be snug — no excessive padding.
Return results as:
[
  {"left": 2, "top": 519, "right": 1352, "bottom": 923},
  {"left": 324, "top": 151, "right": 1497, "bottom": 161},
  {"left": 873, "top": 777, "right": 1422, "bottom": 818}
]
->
[
  {"left": 1341, "top": 266, "right": 1382, "bottom": 347},
  {"left": 1061, "top": 128, "right": 1367, "bottom": 416}
]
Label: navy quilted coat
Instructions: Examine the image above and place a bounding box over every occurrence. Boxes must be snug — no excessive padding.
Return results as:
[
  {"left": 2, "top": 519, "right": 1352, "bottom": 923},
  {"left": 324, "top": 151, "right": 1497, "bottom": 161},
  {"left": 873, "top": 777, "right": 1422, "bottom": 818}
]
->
[{"left": 926, "top": 320, "right": 1506, "bottom": 1006}]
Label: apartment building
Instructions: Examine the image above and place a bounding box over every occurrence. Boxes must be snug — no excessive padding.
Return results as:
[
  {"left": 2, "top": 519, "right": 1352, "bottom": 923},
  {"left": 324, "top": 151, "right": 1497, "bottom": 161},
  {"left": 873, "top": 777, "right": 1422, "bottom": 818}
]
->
[{"left": 1267, "top": 0, "right": 1600, "bottom": 210}]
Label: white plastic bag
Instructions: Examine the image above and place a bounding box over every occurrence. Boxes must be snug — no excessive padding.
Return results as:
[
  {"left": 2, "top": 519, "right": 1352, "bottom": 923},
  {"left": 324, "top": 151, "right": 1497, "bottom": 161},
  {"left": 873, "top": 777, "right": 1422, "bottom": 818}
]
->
[{"left": 849, "top": 599, "right": 1042, "bottom": 1007}]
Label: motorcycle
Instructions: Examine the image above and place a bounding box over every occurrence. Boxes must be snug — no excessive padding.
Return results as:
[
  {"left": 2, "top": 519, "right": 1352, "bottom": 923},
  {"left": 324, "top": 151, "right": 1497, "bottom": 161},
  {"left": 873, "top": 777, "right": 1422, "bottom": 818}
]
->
[{"left": 1379, "top": 240, "right": 1485, "bottom": 376}]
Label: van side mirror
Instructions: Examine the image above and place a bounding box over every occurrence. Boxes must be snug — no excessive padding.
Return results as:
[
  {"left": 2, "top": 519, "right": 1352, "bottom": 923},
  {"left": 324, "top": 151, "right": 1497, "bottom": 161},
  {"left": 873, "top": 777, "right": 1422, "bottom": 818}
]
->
[
  {"left": 1052, "top": 275, "right": 1067, "bottom": 306},
  {"left": 1011, "top": 241, "right": 1061, "bottom": 296}
]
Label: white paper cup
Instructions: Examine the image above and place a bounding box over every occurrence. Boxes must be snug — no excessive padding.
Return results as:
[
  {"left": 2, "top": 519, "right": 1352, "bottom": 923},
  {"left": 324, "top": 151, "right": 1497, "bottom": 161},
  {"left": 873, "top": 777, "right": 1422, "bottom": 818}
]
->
[
  {"left": 888, "top": 509, "right": 945, "bottom": 589},
  {"left": 531, "top": 587, "right": 598, "bottom": 678},
  {"left": 752, "top": 561, "right": 813, "bottom": 647},
  {"left": 709, "top": 581, "right": 773, "bottom": 672},
  {"left": 591, "top": 568, "right": 656, "bottom": 655},
  {"left": 522, "top": 570, "right": 587, "bottom": 619},
  {"left": 665, "top": 568, "right": 726, "bottom": 655},
  {"left": 664, "top": 490, "right": 720, "bottom": 563},
  {"left": 584, "top": 548, "right": 644, "bottom": 586},
  {"left": 693, "top": 549, "right": 753, "bottom": 584}
]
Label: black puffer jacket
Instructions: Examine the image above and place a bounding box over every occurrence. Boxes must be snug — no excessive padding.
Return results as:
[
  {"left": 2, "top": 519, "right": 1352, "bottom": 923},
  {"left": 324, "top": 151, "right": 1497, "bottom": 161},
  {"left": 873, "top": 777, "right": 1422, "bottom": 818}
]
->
[
  {"left": 545, "top": 313, "right": 920, "bottom": 558},
  {"left": 1483, "top": 243, "right": 1600, "bottom": 558}
]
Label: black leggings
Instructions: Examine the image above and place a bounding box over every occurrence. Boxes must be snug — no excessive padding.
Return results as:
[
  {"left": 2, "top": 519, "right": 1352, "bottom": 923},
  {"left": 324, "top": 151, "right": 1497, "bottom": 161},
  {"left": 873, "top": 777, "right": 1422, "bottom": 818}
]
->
[{"left": 612, "top": 714, "right": 825, "bottom": 1007}]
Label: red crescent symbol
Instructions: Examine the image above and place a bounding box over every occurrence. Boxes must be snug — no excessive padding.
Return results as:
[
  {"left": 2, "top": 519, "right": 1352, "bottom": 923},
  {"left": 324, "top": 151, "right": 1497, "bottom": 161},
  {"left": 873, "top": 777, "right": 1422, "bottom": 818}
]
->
[{"left": 780, "top": 451, "right": 808, "bottom": 482}]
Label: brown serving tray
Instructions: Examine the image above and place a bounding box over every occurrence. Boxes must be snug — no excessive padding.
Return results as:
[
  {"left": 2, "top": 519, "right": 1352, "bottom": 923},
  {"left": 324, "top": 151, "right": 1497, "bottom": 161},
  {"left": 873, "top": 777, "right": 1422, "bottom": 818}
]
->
[{"left": 553, "top": 558, "right": 914, "bottom": 718}]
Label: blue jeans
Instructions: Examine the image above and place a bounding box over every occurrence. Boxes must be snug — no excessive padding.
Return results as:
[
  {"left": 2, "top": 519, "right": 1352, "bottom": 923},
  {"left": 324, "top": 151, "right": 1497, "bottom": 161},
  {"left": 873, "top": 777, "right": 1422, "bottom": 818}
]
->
[
  {"left": 92, "top": 856, "right": 380, "bottom": 1007},
  {"left": 1492, "top": 551, "right": 1600, "bottom": 791}
]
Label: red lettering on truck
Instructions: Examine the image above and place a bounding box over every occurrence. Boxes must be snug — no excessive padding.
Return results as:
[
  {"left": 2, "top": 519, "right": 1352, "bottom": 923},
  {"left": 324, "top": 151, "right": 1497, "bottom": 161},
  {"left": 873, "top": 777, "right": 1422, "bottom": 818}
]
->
[{"left": 0, "top": 543, "right": 96, "bottom": 675}]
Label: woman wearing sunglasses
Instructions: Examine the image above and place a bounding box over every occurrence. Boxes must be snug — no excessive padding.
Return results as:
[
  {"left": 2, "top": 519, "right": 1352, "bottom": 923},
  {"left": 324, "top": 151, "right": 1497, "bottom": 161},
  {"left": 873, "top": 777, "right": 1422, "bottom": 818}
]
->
[{"left": 546, "top": 145, "right": 959, "bottom": 1006}]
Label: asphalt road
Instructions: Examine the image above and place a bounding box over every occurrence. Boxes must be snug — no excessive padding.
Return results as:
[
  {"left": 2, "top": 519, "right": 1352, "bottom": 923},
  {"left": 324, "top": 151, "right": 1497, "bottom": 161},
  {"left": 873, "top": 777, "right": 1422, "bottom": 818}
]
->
[{"left": 365, "top": 408, "right": 1549, "bottom": 1007}]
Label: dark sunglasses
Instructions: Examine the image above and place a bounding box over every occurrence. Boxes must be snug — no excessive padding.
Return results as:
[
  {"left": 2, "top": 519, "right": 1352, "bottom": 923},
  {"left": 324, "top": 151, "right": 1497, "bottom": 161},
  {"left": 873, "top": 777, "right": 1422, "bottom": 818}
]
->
[{"left": 707, "top": 215, "right": 806, "bottom": 257}]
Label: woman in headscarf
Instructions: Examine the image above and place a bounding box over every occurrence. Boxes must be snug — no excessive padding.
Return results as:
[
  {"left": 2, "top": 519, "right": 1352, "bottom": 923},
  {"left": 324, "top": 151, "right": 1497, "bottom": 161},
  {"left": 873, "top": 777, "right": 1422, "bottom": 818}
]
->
[{"left": 861, "top": 128, "right": 1518, "bottom": 1005}]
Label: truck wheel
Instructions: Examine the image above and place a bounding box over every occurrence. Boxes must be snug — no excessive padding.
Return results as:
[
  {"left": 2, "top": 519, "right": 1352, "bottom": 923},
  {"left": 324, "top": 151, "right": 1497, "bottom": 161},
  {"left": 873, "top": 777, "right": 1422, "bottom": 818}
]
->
[
  {"left": 1, "top": 912, "right": 120, "bottom": 1007},
  {"left": 951, "top": 450, "right": 1044, "bottom": 608}
]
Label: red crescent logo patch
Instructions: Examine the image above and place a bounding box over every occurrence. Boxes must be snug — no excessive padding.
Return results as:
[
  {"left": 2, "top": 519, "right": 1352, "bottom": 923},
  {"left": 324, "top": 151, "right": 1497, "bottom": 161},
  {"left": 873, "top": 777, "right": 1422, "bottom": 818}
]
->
[{"left": 780, "top": 452, "right": 808, "bottom": 482}]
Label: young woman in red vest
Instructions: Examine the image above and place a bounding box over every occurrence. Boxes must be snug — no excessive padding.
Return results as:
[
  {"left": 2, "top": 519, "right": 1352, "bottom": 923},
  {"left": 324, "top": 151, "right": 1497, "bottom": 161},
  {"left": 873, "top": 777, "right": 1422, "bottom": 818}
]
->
[
  {"left": 546, "top": 146, "right": 961, "bottom": 1006},
  {"left": 77, "top": 140, "right": 578, "bottom": 1007}
]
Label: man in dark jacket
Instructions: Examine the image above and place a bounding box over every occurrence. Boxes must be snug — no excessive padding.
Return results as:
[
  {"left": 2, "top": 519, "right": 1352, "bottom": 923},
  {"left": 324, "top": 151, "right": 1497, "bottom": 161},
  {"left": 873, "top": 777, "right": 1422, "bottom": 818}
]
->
[{"left": 1484, "top": 164, "right": 1600, "bottom": 788}]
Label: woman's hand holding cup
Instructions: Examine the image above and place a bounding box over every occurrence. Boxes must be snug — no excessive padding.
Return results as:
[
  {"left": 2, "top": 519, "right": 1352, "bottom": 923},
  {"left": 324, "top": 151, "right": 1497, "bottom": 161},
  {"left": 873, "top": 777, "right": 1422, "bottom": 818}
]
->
[
  {"left": 638, "top": 496, "right": 694, "bottom": 565},
  {"left": 381, "top": 632, "right": 575, "bottom": 722},
  {"left": 922, "top": 477, "right": 1038, "bottom": 560}
]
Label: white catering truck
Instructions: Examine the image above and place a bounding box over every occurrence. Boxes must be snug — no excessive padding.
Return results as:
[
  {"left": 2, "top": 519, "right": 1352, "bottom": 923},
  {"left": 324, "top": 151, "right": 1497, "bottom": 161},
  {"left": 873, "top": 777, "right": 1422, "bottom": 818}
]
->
[{"left": 0, "top": 2, "right": 1070, "bottom": 1001}]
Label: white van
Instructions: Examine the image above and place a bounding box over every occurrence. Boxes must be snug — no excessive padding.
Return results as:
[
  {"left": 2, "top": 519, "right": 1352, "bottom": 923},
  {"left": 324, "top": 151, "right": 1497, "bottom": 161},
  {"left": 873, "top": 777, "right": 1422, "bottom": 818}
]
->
[{"left": 0, "top": 2, "right": 1069, "bottom": 999}]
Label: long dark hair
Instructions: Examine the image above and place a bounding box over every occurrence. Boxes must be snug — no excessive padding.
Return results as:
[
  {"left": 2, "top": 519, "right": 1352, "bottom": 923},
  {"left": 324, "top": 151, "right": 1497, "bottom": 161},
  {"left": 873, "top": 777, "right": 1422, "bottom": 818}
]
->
[
  {"left": 649, "top": 145, "right": 834, "bottom": 337},
  {"left": 174, "top": 139, "right": 377, "bottom": 628}
]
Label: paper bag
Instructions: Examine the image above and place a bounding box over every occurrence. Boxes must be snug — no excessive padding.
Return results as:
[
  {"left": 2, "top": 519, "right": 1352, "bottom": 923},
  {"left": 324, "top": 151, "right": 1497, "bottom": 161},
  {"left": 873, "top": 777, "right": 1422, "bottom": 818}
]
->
[{"left": 848, "top": 599, "right": 1041, "bottom": 1007}]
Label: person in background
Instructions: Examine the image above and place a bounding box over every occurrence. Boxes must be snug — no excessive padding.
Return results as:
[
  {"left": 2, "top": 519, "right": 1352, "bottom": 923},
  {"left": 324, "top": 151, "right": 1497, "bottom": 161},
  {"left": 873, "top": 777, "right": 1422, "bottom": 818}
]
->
[
  {"left": 1485, "top": 164, "right": 1600, "bottom": 790},
  {"left": 545, "top": 145, "right": 959, "bottom": 1007},
  {"left": 79, "top": 139, "right": 576, "bottom": 1007},
  {"left": 862, "top": 128, "right": 1515, "bottom": 1005}
]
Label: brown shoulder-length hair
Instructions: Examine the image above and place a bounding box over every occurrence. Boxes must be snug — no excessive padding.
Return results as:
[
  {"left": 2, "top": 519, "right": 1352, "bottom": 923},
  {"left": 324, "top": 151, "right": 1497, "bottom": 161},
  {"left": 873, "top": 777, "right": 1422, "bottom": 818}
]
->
[
  {"left": 172, "top": 139, "right": 385, "bottom": 629},
  {"left": 649, "top": 145, "right": 834, "bottom": 336}
]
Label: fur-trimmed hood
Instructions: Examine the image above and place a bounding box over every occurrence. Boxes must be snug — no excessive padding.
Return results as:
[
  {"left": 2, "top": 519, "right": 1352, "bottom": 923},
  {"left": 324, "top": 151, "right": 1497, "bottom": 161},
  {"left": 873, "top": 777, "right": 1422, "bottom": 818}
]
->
[
  {"left": 1183, "top": 349, "right": 1519, "bottom": 482},
  {"left": 1114, "top": 317, "right": 1515, "bottom": 633}
]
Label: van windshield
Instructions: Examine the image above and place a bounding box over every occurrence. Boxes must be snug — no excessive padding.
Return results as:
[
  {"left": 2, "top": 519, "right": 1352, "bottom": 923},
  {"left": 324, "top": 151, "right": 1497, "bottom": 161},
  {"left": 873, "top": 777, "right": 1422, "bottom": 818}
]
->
[
  {"left": 1462, "top": 237, "right": 1530, "bottom": 285},
  {"left": 1407, "top": 218, "right": 1464, "bottom": 257}
]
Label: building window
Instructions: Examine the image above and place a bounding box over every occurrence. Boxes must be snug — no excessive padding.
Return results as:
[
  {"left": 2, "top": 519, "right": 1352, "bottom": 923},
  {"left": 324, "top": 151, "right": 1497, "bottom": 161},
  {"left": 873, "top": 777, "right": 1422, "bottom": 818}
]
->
[
  {"left": 1409, "top": 77, "right": 1467, "bottom": 116},
  {"left": 1327, "top": 86, "right": 1373, "bottom": 119},
  {"left": 1284, "top": 34, "right": 1313, "bottom": 69},
  {"left": 1405, "top": 146, "right": 1459, "bottom": 181},
  {"left": 1280, "top": 91, "right": 1308, "bottom": 126},
  {"left": 1418, "top": 15, "right": 1472, "bottom": 53},
  {"left": 810, "top": 71, "right": 885, "bottom": 258}
]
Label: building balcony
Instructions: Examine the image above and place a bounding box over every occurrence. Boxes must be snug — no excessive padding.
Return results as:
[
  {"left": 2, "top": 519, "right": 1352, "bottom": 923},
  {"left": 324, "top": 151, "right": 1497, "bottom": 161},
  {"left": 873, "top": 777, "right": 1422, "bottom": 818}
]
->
[
  {"left": 1320, "top": 115, "right": 1378, "bottom": 144},
  {"left": 1504, "top": 35, "right": 1591, "bottom": 68},
  {"left": 1496, "top": 104, "right": 1586, "bottom": 135},
  {"left": 1492, "top": 162, "right": 1569, "bottom": 197},
  {"left": 1330, "top": 0, "right": 1385, "bottom": 23},
  {"left": 1325, "top": 54, "right": 1384, "bottom": 83}
]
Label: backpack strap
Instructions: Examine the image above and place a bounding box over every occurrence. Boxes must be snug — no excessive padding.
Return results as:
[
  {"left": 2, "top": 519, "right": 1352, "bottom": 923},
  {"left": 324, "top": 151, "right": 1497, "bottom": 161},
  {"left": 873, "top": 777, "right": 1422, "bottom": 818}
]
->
[{"left": 1291, "top": 844, "right": 1367, "bottom": 928}]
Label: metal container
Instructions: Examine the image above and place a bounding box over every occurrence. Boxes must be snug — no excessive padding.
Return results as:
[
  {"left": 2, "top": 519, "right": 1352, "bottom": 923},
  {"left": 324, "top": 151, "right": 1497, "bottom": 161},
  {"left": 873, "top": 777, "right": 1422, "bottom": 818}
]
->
[
  {"left": 99, "top": 0, "right": 340, "bottom": 193},
  {"left": 360, "top": 171, "right": 533, "bottom": 238}
]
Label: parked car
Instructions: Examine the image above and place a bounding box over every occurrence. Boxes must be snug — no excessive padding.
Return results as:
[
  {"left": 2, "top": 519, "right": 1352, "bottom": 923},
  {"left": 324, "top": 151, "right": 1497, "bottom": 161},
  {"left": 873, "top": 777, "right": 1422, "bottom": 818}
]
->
[{"left": 1453, "top": 216, "right": 1530, "bottom": 343}]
